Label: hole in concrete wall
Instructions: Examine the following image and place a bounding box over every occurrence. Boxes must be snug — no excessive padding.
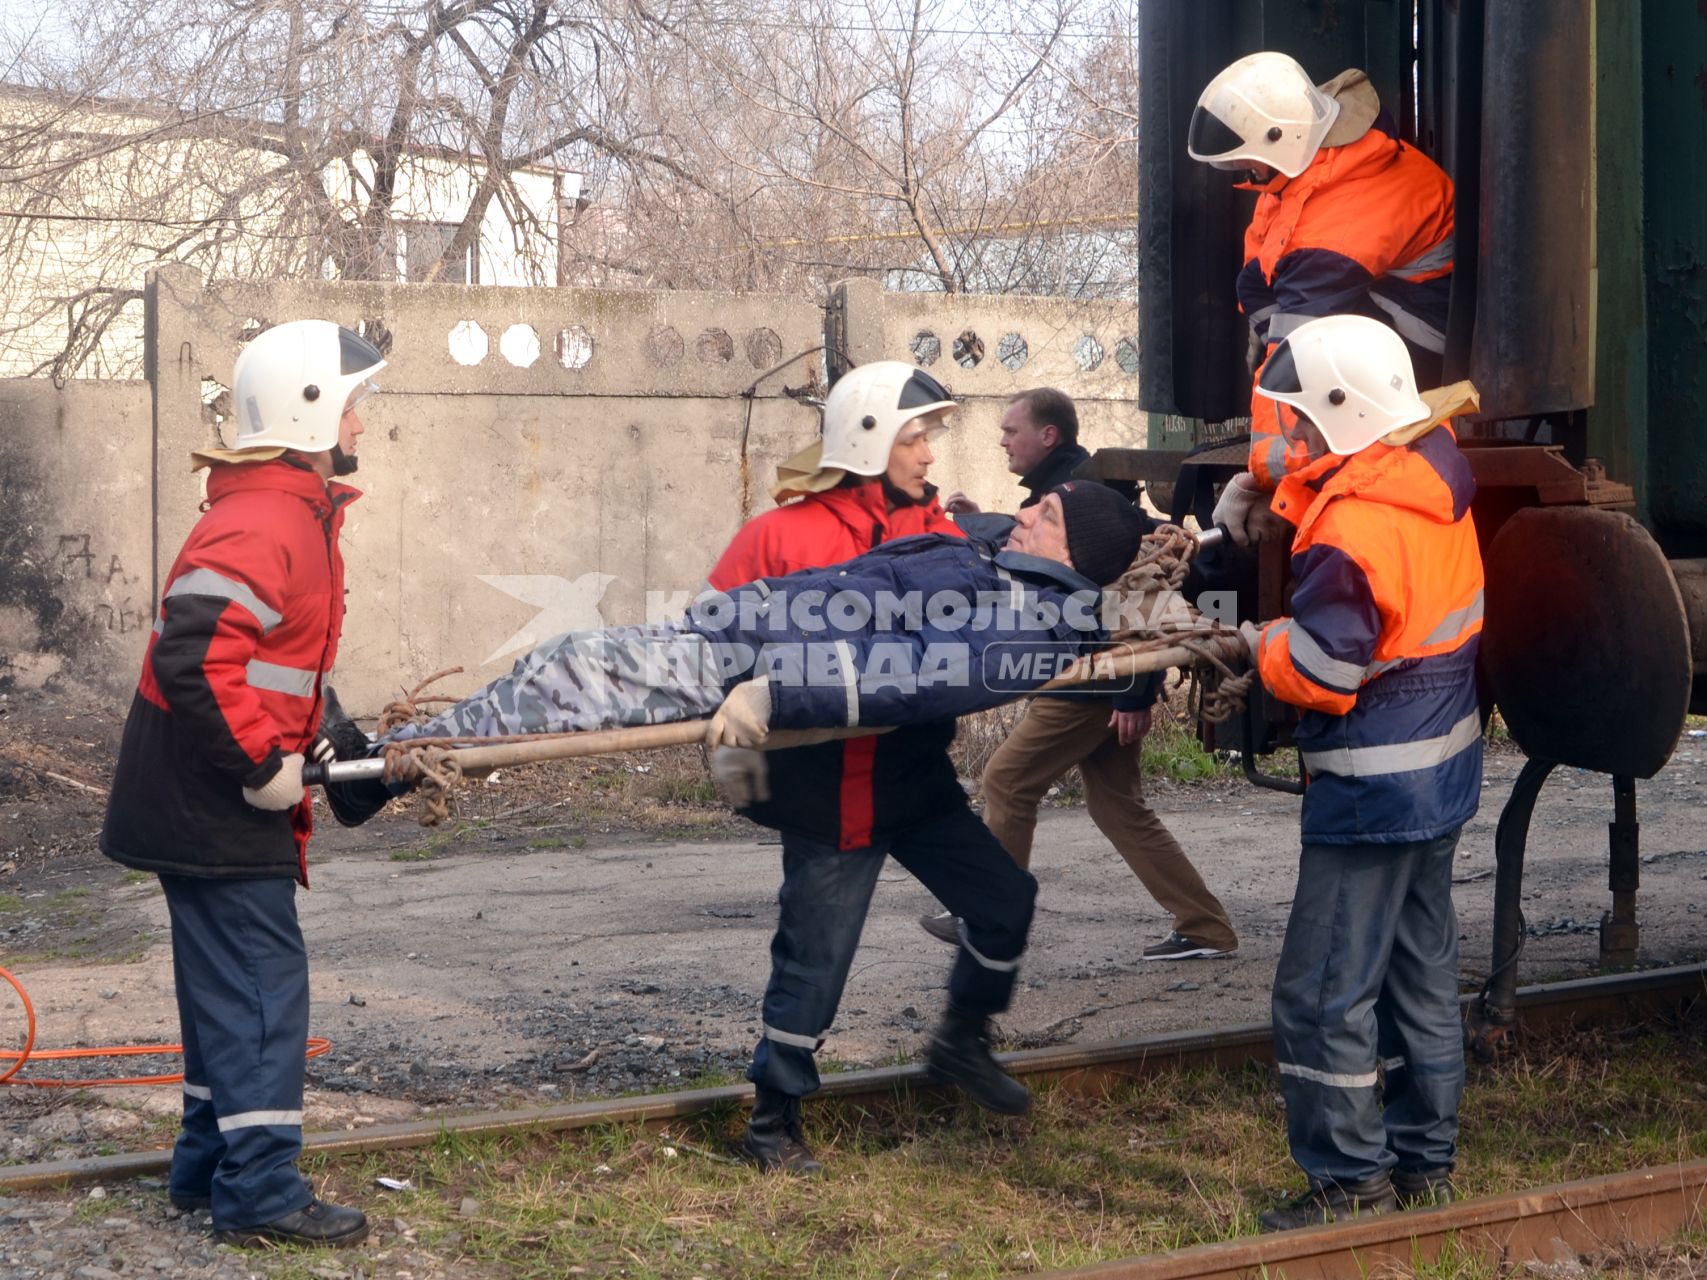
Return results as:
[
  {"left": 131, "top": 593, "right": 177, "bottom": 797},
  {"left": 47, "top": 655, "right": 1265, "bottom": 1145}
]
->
[
  {"left": 557, "top": 325, "right": 594, "bottom": 370},
  {"left": 449, "top": 320, "right": 489, "bottom": 366},
  {"left": 201, "top": 377, "right": 234, "bottom": 444},
  {"left": 1074, "top": 335, "right": 1105, "bottom": 372},
  {"left": 996, "top": 332, "right": 1029, "bottom": 371},
  {"left": 696, "top": 327, "right": 734, "bottom": 364},
  {"left": 1115, "top": 337, "right": 1140, "bottom": 375},
  {"left": 910, "top": 330, "right": 941, "bottom": 366},
  {"left": 953, "top": 329, "right": 985, "bottom": 369},
  {"left": 646, "top": 325, "right": 684, "bottom": 368},
  {"left": 500, "top": 324, "right": 541, "bottom": 368},
  {"left": 358, "top": 317, "right": 394, "bottom": 357},
  {"left": 236, "top": 317, "right": 270, "bottom": 343},
  {"left": 745, "top": 327, "right": 783, "bottom": 369}
]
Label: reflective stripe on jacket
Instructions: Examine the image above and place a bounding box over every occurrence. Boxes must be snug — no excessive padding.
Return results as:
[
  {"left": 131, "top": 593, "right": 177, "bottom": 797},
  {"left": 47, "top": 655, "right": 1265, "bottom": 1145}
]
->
[
  {"left": 1239, "top": 113, "right": 1455, "bottom": 488},
  {"left": 1256, "top": 426, "right": 1483, "bottom": 844},
  {"left": 102, "top": 460, "right": 356, "bottom": 882},
  {"left": 707, "top": 480, "right": 966, "bottom": 850}
]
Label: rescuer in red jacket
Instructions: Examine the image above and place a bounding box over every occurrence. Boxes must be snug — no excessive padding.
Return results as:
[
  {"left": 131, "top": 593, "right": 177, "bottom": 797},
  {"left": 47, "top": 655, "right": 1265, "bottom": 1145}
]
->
[
  {"left": 101, "top": 320, "right": 386, "bottom": 1249},
  {"left": 1188, "top": 51, "right": 1455, "bottom": 543},
  {"left": 705, "top": 360, "right": 1042, "bottom": 1173}
]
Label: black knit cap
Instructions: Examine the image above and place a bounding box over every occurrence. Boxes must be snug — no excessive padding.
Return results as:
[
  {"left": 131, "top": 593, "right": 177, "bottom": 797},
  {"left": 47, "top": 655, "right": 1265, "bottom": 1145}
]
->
[{"left": 1051, "top": 481, "right": 1143, "bottom": 585}]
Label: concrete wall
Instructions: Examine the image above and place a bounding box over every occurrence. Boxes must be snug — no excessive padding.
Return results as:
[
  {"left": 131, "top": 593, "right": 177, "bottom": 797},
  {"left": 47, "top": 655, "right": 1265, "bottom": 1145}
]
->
[
  {"left": 832, "top": 280, "right": 1142, "bottom": 514},
  {"left": 0, "top": 380, "right": 155, "bottom": 692},
  {"left": 2, "top": 270, "right": 1141, "bottom": 711}
]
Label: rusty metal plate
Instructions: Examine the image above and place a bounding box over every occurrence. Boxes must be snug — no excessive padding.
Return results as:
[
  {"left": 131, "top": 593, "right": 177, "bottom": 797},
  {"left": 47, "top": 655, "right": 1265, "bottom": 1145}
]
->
[
  {"left": 1461, "top": 443, "right": 1635, "bottom": 506},
  {"left": 1483, "top": 508, "right": 1691, "bottom": 777},
  {"left": 1081, "top": 445, "right": 1250, "bottom": 487}
]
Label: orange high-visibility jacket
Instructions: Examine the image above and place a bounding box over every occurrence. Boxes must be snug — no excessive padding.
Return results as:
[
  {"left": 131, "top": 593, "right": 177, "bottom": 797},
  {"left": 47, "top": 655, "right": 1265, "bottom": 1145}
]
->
[
  {"left": 1239, "top": 118, "right": 1455, "bottom": 488},
  {"left": 1255, "top": 426, "right": 1483, "bottom": 844}
]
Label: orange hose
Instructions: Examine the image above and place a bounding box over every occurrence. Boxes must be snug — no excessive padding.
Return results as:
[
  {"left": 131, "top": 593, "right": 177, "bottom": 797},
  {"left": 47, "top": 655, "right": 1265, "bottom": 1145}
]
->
[{"left": 1, "top": 964, "right": 330, "bottom": 1088}]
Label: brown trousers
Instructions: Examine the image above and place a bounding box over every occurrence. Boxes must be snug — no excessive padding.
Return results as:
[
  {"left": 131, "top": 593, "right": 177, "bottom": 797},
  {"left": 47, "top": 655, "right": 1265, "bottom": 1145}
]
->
[{"left": 980, "top": 696, "right": 1238, "bottom": 951}]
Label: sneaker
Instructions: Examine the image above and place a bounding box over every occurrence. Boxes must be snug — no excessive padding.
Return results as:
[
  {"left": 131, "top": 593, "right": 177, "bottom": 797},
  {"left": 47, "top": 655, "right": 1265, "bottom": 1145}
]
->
[
  {"left": 168, "top": 1191, "right": 211, "bottom": 1213},
  {"left": 919, "top": 911, "right": 962, "bottom": 946},
  {"left": 1141, "top": 931, "right": 1235, "bottom": 961},
  {"left": 1258, "top": 1175, "right": 1397, "bottom": 1232},
  {"left": 1393, "top": 1167, "right": 1456, "bottom": 1208}
]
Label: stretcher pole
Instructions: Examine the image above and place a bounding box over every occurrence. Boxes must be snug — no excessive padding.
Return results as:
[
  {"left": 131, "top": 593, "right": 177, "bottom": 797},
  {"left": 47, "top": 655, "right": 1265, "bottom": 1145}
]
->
[{"left": 302, "top": 632, "right": 1254, "bottom": 788}]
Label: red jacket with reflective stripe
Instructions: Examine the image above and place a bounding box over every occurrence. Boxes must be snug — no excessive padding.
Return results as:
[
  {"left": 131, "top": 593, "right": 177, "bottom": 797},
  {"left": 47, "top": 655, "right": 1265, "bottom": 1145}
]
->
[
  {"left": 707, "top": 481, "right": 966, "bottom": 850},
  {"left": 101, "top": 460, "right": 357, "bottom": 883},
  {"left": 1239, "top": 122, "right": 1455, "bottom": 488},
  {"left": 1255, "top": 427, "right": 1484, "bottom": 843}
]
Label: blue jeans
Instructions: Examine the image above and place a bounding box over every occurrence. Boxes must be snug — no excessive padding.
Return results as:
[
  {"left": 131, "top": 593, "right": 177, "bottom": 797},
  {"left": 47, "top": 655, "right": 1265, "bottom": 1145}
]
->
[
  {"left": 1270, "top": 832, "right": 1466, "bottom": 1186},
  {"left": 159, "top": 875, "right": 315, "bottom": 1229},
  {"left": 748, "top": 803, "right": 1037, "bottom": 1097}
]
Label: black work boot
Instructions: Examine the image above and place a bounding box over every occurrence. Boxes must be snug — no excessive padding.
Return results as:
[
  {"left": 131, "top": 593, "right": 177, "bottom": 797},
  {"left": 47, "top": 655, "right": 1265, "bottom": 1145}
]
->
[
  {"left": 1258, "top": 1175, "right": 1397, "bottom": 1232},
  {"left": 215, "top": 1197, "right": 369, "bottom": 1248},
  {"left": 1393, "top": 1166, "right": 1456, "bottom": 1208},
  {"left": 926, "top": 1006, "right": 1031, "bottom": 1116},
  {"left": 741, "top": 1087, "right": 824, "bottom": 1175}
]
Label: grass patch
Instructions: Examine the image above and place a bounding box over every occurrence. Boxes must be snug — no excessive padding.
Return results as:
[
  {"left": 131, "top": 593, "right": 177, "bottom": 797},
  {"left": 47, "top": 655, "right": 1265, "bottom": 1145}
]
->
[
  {"left": 0, "top": 892, "right": 21, "bottom": 913},
  {"left": 1142, "top": 713, "right": 1240, "bottom": 784},
  {"left": 118, "top": 870, "right": 151, "bottom": 886},
  {"left": 299, "top": 1015, "right": 1705, "bottom": 1279}
]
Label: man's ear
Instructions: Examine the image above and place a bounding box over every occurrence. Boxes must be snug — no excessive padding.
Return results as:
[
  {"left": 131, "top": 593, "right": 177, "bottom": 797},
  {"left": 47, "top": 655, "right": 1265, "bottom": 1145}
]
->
[{"left": 1041, "top": 424, "right": 1059, "bottom": 450}]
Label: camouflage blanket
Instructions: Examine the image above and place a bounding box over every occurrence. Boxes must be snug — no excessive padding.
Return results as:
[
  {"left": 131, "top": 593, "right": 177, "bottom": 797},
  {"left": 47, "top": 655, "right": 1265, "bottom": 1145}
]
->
[{"left": 383, "top": 621, "right": 725, "bottom": 743}]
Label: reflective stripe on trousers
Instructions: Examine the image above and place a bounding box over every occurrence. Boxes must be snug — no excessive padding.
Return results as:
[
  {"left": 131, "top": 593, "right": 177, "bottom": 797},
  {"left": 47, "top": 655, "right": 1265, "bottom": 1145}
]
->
[{"left": 1271, "top": 833, "right": 1465, "bottom": 1185}]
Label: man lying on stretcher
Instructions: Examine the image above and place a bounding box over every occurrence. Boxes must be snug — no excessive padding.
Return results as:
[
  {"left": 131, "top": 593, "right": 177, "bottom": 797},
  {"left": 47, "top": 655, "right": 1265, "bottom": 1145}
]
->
[{"left": 314, "top": 482, "right": 1150, "bottom": 824}]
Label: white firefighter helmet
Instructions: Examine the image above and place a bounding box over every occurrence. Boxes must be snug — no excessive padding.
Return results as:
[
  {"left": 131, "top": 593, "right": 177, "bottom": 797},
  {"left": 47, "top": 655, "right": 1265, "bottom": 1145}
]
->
[
  {"left": 1255, "top": 314, "right": 1431, "bottom": 455},
  {"left": 231, "top": 320, "right": 386, "bottom": 454},
  {"left": 819, "top": 360, "right": 957, "bottom": 476},
  {"left": 1187, "top": 51, "right": 1341, "bottom": 179}
]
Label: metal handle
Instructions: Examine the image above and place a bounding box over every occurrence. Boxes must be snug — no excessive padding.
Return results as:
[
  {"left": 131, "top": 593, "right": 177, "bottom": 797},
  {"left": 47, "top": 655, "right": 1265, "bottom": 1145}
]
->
[{"left": 301, "top": 758, "right": 390, "bottom": 787}]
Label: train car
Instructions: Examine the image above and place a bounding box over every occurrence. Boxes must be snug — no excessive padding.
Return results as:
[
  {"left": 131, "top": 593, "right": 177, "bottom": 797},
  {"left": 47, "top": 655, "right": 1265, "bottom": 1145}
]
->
[{"left": 1092, "top": 0, "right": 1707, "bottom": 1053}]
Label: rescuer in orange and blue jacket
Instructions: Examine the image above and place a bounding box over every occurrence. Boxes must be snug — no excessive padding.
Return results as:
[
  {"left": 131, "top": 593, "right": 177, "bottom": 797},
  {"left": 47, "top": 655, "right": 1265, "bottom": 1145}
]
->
[
  {"left": 1189, "top": 52, "right": 1455, "bottom": 542},
  {"left": 1231, "top": 315, "right": 1483, "bottom": 1232}
]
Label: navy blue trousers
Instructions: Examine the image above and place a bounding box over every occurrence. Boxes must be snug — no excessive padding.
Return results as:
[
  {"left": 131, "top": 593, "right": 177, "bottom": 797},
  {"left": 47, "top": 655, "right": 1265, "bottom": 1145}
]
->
[
  {"left": 159, "top": 875, "right": 314, "bottom": 1229},
  {"left": 1271, "top": 832, "right": 1466, "bottom": 1187},
  {"left": 748, "top": 803, "right": 1037, "bottom": 1097}
]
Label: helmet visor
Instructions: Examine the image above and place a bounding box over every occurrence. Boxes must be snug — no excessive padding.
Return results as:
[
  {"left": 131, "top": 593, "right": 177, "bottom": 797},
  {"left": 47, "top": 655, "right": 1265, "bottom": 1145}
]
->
[
  {"left": 896, "top": 368, "right": 955, "bottom": 411},
  {"left": 1187, "top": 104, "right": 1246, "bottom": 162},
  {"left": 894, "top": 416, "right": 952, "bottom": 448},
  {"left": 338, "top": 326, "right": 386, "bottom": 377},
  {"left": 345, "top": 378, "right": 381, "bottom": 410},
  {"left": 1257, "top": 339, "right": 1304, "bottom": 396}
]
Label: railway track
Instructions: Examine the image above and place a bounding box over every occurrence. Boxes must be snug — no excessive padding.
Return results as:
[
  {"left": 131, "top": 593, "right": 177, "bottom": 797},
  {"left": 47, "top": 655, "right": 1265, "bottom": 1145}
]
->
[{"left": 4, "top": 962, "right": 1703, "bottom": 1276}]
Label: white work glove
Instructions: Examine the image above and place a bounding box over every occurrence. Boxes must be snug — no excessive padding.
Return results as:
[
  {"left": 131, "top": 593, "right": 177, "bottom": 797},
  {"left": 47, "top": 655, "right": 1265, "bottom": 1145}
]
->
[
  {"left": 711, "top": 747, "right": 770, "bottom": 807},
  {"left": 1237, "top": 620, "right": 1264, "bottom": 660},
  {"left": 706, "top": 678, "right": 773, "bottom": 750},
  {"left": 242, "top": 752, "right": 306, "bottom": 811},
  {"left": 1212, "top": 472, "right": 1269, "bottom": 547}
]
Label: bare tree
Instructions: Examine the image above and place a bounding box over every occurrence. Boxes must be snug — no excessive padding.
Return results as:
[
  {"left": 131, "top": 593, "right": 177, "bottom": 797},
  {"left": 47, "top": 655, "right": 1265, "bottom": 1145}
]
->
[
  {"left": 558, "top": 0, "right": 1137, "bottom": 298},
  {"left": 0, "top": 0, "right": 1138, "bottom": 377},
  {"left": 0, "top": 1, "right": 706, "bottom": 376}
]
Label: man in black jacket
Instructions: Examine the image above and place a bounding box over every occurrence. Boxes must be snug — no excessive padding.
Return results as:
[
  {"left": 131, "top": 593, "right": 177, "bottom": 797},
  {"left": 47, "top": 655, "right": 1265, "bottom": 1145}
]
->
[
  {"left": 944, "top": 387, "right": 1096, "bottom": 516},
  {"left": 936, "top": 391, "right": 1239, "bottom": 961}
]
